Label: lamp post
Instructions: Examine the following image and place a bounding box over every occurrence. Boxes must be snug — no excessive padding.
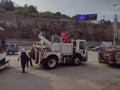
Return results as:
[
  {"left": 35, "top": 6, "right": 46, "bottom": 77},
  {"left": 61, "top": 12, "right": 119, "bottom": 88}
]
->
[{"left": 113, "top": 4, "right": 117, "bottom": 46}]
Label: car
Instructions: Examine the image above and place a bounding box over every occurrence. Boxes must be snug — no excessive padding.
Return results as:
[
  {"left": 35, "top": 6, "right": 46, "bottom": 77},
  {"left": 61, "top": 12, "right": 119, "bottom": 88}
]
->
[
  {"left": 88, "top": 45, "right": 95, "bottom": 50},
  {"left": 92, "top": 45, "right": 105, "bottom": 51},
  {"left": 6, "top": 43, "right": 18, "bottom": 55}
]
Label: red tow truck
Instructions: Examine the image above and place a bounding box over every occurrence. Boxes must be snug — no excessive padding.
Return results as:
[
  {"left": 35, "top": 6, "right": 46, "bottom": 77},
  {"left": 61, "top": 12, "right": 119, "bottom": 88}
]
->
[{"left": 98, "top": 46, "right": 120, "bottom": 65}]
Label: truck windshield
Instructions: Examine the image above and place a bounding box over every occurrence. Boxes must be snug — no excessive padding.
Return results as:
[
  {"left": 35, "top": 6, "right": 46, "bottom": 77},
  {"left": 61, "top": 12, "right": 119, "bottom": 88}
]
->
[
  {"left": 79, "top": 41, "right": 86, "bottom": 49},
  {"left": 0, "top": 29, "right": 6, "bottom": 53}
]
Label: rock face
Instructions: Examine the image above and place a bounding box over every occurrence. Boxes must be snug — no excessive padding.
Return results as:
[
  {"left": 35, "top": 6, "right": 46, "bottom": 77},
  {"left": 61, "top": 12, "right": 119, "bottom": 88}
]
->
[{"left": 0, "top": 12, "right": 115, "bottom": 41}]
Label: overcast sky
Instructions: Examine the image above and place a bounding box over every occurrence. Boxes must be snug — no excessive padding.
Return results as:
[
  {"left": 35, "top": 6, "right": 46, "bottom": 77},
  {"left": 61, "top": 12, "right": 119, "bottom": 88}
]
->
[{"left": 12, "top": 0, "right": 120, "bottom": 22}]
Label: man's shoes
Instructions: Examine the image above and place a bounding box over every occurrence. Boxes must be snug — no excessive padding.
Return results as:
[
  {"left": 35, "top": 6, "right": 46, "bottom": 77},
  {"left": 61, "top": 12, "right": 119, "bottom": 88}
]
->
[{"left": 22, "top": 71, "right": 25, "bottom": 73}]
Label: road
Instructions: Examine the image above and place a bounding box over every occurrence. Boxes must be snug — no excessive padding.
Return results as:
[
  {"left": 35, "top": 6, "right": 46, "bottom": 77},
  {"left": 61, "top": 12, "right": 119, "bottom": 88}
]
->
[{"left": 0, "top": 51, "right": 120, "bottom": 90}]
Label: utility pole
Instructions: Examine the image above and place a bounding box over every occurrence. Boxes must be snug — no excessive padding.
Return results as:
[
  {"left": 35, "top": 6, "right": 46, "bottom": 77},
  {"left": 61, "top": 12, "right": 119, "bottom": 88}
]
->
[{"left": 113, "top": 3, "right": 117, "bottom": 46}]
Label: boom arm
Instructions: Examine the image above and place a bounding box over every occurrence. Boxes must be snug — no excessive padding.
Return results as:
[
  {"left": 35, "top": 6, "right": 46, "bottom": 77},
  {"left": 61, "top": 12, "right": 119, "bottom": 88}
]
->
[{"left": 38, "top": 34, "right": 52, "bottom": 47}]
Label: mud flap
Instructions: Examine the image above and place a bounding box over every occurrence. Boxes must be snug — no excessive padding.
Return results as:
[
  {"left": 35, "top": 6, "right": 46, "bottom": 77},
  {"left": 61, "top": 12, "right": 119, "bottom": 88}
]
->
[{"left": 0, "top": 59, "right": 10, "bottom": 70}]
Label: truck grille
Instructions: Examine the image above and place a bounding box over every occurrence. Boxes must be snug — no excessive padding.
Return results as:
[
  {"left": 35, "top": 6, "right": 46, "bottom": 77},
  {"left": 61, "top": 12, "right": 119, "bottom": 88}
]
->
[{"left": 0, "top": 58, "right": 6, "bottom": 66}]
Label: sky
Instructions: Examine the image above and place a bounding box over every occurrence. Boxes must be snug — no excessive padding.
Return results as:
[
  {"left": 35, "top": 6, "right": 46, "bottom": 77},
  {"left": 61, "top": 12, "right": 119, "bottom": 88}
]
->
[{"left": 11, "top": 0, "right": 120, "bottom": 22}]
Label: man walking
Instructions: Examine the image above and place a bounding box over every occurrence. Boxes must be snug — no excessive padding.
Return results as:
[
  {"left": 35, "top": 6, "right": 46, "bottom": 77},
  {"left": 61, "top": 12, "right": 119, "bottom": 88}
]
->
[{"left": 18, "top": 49, "right": 28, "bottom": 73}]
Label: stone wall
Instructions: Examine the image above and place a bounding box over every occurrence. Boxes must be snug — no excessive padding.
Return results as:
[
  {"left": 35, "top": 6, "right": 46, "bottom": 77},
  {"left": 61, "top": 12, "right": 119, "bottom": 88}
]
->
[{"left": 0, "top": 12, "right": 115, "bottom": 41}]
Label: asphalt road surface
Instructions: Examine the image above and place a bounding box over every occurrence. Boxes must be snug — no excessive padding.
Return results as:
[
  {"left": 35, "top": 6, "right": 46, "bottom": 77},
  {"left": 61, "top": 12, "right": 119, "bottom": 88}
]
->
[{"left": 0, "top": 51, "right": 120, "bottom": 90}]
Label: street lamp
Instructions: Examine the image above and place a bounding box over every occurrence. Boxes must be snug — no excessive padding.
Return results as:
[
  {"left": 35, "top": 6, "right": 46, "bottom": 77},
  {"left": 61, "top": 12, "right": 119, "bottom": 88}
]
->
[{"left": 113, "top": 3, "right": 117, "bottom": 46}]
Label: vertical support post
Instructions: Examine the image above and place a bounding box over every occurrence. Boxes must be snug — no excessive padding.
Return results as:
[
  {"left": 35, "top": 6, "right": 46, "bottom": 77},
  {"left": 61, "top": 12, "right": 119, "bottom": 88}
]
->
[{"left": 113, "top": 4, "right": 117, "bottom": 46}]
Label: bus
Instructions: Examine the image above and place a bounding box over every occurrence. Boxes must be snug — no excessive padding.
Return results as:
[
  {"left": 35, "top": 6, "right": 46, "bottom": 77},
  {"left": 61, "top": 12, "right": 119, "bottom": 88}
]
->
[{"left": 0, "top": 27, "right": 8, "bottom": 69}]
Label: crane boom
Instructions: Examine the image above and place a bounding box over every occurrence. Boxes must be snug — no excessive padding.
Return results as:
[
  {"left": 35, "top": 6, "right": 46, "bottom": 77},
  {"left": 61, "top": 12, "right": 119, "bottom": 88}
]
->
[{"left": 38, "top": 34, "right": 52, "bottom": 47}]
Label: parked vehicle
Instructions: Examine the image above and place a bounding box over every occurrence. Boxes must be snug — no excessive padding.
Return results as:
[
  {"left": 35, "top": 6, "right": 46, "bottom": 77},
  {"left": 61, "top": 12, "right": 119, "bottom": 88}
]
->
[
  {"left": 32, "top": 32, "right": 88, "bottom": 69},
  {"left": 0, "top": 27, "right": 8, "bottom": 69},
  {"left": 6, "top": 43, "right": 18, "bottom": 55},
  {"left": 98, "top": 47, "right": 120, "bottom": 65},
  {"left": 92, "top": 45, "right": 105, "bottom": 51},
  {"left": 88, "top": 45, "right": 95, "bottom": 50}
]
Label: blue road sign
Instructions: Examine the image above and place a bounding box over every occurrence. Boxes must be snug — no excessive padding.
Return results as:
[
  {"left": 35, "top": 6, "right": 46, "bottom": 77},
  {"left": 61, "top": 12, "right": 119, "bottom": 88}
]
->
[
  {"left": 76, "top": 15, "right": 89, "bottom": 21},
  {"left": 76, "top": 14, "right": 97, "bottom": 21}
]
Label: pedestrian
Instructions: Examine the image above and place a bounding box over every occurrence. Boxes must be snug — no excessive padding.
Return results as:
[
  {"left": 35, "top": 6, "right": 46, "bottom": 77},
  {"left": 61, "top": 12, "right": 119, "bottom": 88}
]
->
[
  {"left": 18, "top": 48, "right": 28, "bottom": 73},
  {"left": 26, "top": 49, "right": 33, "bottom": 67}
]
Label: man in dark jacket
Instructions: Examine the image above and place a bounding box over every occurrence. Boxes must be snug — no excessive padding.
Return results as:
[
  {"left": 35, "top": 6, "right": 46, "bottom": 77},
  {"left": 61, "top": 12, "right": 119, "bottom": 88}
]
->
[{"left": 18, "top": 49, "right": 28, "bottom": 73}]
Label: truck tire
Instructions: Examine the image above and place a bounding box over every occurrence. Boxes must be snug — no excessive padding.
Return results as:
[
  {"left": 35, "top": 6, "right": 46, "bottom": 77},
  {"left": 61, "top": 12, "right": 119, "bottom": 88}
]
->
[
  {"left": 72, "top": 56, "right": 81, "bottom": 66},
  {"left": 44, "top": 56, "right": 57, "bottom": 69}
]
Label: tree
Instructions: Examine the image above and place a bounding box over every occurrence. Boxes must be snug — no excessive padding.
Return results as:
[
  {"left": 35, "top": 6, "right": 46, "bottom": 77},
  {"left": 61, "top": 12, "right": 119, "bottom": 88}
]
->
[
  {"left": 71, "top": 15, "right": 76, "bottom": 20},
  {"left": 29, "top": 5, "right": 38, "bottom": 13},
  {"left": 54, "top": 12, "right": 70, "bottom": 19},
  {"left": 0, "top": 7, "right": 5, "bottom": 13},
  {"left": 0, "top": 0, "right": 14, "bottom": 11},
  {"left": 54, "top": 12, "right": 61, "bottom": 19},
  {"left": 39, "top": 11, "right": 55, "bottom": 18},
  {"left": 98, "top": 19, "right": 111, "bottom": 25},
  {"left": 14, "top": 4, "right": 39, "bottom": 16}
]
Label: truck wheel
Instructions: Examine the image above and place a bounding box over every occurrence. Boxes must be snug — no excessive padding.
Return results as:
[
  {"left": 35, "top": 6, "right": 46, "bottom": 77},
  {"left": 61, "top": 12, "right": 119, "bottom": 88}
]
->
[
  {"left": 44, "top": 57, "right": 57, "bottom": 69},
  {"left": 72, "top": 57, "right": 81, "bottom": 66}
]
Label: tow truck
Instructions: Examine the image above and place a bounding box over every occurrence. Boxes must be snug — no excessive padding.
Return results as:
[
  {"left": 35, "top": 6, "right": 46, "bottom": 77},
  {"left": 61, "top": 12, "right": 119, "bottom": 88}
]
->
[
  {"left": 0, "top": 27, "right": 9, "bottom": 70},
  {"left": 32, "top": 32, "right": 88, "bottom": 69}
]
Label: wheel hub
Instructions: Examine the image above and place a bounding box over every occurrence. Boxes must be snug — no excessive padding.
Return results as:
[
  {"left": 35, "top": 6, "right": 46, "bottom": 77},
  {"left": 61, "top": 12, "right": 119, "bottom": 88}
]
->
[
  {"left": 48, "top": 59, "right": 56, "bottom": 67},
  {"left": 75, "top": 58, "right": 80, "bottom": 64}
]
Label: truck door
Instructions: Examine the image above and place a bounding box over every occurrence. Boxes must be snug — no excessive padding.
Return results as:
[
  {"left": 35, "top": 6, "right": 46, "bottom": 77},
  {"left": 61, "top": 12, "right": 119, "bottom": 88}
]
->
[{"left": 76, "top": 40, "right": 87, "bottom": 57}]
